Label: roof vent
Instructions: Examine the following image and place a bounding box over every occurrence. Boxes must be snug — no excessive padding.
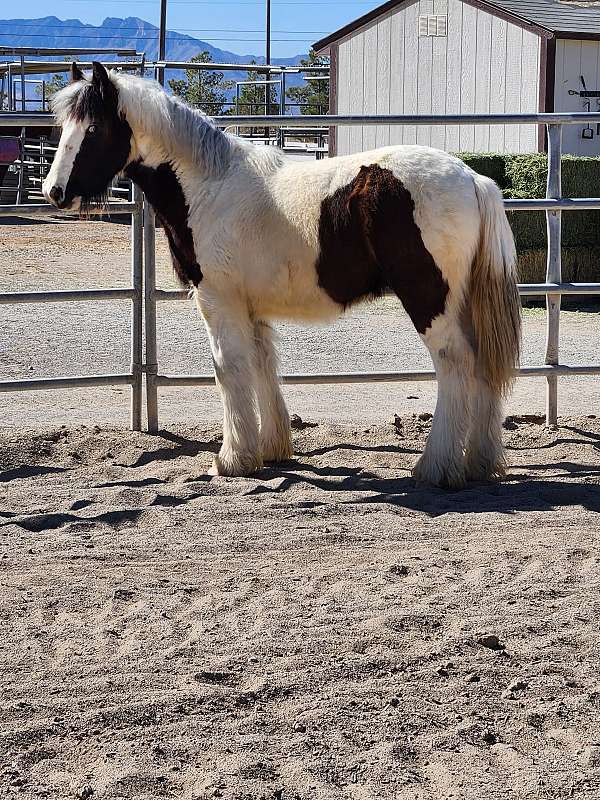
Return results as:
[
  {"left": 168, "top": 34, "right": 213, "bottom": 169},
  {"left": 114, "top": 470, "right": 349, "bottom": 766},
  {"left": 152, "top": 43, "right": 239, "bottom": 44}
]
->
[{"left": 418, "top": 15, "right": 448, "bottom": 37}]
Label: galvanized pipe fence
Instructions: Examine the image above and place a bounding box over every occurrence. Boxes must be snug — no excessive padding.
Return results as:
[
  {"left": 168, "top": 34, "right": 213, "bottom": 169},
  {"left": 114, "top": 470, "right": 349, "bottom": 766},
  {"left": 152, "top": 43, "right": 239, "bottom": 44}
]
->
[
  {"left": 143, "top": 112, "right": 600, "bottom": 433},
  {"left": 2, "top": 111, "right": 600, "bottom": 433}
]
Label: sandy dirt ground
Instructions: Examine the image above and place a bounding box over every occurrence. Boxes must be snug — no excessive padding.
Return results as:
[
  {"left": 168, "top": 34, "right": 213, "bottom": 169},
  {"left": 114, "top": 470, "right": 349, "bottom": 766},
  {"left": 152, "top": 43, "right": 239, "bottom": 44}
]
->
[
  {"left": 1, "top": 219, "right": 600, "bottom": 799},
  {"left": 1, "top": 417, "right": 600, "bottom": 800}
]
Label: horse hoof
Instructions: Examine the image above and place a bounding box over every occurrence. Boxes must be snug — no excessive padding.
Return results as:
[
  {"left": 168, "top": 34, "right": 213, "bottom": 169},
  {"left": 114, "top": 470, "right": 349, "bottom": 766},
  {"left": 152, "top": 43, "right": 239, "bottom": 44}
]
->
[
  {"left": 412, "top": 456, "right": 467, "bottom": 490},
  {"left": 211, "top": 449, "right": 263, "bottom": 477}
]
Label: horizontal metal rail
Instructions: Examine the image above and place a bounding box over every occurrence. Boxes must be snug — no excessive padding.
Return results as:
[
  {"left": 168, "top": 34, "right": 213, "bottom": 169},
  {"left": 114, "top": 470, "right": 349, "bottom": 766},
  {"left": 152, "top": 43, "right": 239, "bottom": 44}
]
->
[
  {"left": 0, "top": 62, "right": 145, "bottom": 79},
  {"left": 153, "top": 61, "right": 327, "bottom": 74},
  {"left": 154, "top": 282, "right": 600, "bottom": 303},
  {"left": 505, "top": 198, "right": 600, "bottom": 211},
  {"left": 154, "top": 364, "right": 600, "bottom": 389},
  {"left": 519, "top": 283, "right": 600, "bottom": 296},
  {"left": 0, "top": 113, "right": 51, "bottom": 126},
  {"left": 0, "top": 47, "right": 140, "bottom": 56},
  {"left": 0, "top": 288, "right": 135, "bottom": 305},
  {"left": 0, "top": 202, "right": 137, "bottom": 217},
  {"left": 6, "top": 111, "right": 600, "bottom": 130},
  {"left": 213, "top": 112, "right": 600, "bottom": 128},
  {"left": 0, "top": 373, "right": 134, "bottom": 393}
]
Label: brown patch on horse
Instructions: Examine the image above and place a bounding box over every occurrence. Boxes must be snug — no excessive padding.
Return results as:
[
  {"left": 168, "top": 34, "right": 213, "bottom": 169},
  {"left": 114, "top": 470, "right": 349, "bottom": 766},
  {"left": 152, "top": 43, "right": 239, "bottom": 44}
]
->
[
  {"left": 126, "top": 160, "right": 202, "bottom": 286},
  {"left": 316, "top": 163, "right": 448, "bottom": 334}
]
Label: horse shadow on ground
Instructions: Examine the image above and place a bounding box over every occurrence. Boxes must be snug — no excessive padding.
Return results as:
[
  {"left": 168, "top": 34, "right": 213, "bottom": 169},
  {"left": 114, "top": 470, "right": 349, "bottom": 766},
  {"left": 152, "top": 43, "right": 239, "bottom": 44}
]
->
[
  {"left": 264, "top": 462, "right": 600, "bottom": 517},
  {"left": 507, "top": 425, "right": 600, "bottom": 454},
  {"left": 125, "top": 431, "right": 221, "bottom": 469},
  {"left": 136, "top": 430, "right": 600, "bottom": 518}
]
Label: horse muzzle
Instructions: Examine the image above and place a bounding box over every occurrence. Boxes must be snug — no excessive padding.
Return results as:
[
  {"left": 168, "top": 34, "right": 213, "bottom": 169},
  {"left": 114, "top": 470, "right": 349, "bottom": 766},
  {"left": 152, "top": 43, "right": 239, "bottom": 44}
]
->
[{"left": 43, "top": 182, "right": 80, "bottom": 211}]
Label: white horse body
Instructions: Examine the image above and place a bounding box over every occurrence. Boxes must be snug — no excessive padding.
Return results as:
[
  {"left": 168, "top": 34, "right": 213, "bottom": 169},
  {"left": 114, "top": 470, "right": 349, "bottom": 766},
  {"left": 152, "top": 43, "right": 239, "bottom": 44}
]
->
[
  {"left": 43, "top": 66, "right": 521, "bottom": 488},
  {"left": 168, "top": 143, "right": 480, "bottom": 324}
]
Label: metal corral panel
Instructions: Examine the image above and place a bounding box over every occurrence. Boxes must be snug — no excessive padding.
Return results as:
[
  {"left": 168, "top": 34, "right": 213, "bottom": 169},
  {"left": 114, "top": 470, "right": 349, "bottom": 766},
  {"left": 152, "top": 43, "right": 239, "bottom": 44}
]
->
[
  {"left": 554, "top": 38, "right": 600, "bottom": 156},
  {"left": 334, "top": 0, "right": 541, "bottom": 155}
]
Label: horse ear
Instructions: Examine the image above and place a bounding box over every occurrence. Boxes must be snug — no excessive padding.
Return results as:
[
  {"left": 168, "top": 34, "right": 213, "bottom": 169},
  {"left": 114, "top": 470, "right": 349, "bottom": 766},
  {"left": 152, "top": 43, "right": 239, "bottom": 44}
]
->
[
  {"left": 91, "top": 61, "right": 119, "bottom": 109},
  {"left": 92, "top": 61, "right": 110, "bottom": 88},
  {"left": 70, "top": 62, "right": 84, "bottom": 82}
]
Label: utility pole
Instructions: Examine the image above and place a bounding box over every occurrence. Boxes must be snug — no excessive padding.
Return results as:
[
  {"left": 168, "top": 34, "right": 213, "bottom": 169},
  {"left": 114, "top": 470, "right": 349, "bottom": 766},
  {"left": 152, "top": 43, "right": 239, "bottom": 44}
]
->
[
  {"left": 265, "top": 0, "right": 271, "bottom": 66},
  {"left": 265, "top": 0, "right": 271, "bottom": 121},
  {"left": 158, "top": 0, "right": 167, "bottom": 85}
]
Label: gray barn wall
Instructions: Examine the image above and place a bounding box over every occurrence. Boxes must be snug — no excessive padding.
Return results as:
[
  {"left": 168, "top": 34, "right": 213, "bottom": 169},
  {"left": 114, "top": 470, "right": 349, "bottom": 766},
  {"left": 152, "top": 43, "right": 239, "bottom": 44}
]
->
[
  {"left": 554, "top": 39, "right": 600, "bottom": 157},
  {"left": 335, "top": 0, "right": 541, "bottom": 156}
]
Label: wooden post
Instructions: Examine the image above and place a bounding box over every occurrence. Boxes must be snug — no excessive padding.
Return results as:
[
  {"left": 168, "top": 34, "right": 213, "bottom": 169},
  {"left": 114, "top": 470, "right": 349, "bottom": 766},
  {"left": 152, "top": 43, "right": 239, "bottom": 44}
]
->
[{"left": 545, "top": 123, "right": 562, "bottom": 427}]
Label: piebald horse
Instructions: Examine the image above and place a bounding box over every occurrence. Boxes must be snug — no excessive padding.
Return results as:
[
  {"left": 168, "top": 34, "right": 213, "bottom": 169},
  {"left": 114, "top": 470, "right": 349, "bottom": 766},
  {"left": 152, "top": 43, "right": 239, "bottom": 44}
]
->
[{"left": 43, "top": 62, "right": 521, "bottom": 488}]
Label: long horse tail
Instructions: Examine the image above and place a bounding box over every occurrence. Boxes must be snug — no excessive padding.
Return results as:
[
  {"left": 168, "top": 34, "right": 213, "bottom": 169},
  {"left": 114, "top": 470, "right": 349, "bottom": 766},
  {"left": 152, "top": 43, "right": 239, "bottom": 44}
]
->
[{"left": 468, "top": 172, "right": 522, "bottom": 395}]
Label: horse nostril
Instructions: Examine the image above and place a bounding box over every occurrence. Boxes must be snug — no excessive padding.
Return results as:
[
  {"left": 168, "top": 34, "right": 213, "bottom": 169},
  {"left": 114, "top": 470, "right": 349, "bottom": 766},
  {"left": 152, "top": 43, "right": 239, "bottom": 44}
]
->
[{"left": 49, "top": 186, "right": 63, "bottom": 204}]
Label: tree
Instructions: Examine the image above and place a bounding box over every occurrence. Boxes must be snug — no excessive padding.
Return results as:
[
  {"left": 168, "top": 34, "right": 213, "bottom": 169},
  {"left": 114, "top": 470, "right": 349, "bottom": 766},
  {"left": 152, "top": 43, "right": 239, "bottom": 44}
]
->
[
  {"left": 35, "top": 73, "right": 68, "bottom": 109},
  {"left": 168, "top": 51, "right": 233, "bottom": 115},
  {"left": 236, "top": 61, "right": 278, "bottom": 115},
  {"left": 286, "top": 50, "right": 329, "bottom": 116}
]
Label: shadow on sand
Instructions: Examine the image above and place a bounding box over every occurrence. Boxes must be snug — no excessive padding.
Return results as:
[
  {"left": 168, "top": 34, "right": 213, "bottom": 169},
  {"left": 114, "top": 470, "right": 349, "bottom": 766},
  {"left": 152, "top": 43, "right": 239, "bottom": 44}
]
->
[{"left": 130, "top": 429, "right": 600, "bottom": 518}]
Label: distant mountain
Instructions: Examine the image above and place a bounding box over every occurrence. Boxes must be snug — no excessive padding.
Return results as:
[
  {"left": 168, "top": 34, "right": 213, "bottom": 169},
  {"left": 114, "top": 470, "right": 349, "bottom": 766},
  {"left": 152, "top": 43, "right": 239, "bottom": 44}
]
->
[
  {"left": 0, "top": 16, "right": 310, "bottom": 103},
  {"left": 1, "top": 16, "right": 307, "bottom": 65}
]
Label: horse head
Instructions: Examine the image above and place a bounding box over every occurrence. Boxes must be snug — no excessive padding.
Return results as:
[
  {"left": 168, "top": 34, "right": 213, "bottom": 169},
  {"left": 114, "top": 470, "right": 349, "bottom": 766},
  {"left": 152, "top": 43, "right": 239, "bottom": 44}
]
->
[{"left": 42, "top": 61, "right": 133, "bottom": 210}]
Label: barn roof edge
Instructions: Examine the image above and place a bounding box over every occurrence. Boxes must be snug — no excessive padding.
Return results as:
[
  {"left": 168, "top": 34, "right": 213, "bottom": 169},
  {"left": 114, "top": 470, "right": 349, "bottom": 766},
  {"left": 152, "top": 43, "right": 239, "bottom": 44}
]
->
[{"left": 313, "top": 0, "right": 556, "bottom": 53}]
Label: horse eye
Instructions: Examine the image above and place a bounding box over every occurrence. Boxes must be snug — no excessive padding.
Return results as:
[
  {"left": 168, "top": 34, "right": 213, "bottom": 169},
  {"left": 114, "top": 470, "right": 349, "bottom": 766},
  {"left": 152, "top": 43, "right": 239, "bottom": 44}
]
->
[{"left": 87, "top": 124, "right": 97, "bottom": 135}]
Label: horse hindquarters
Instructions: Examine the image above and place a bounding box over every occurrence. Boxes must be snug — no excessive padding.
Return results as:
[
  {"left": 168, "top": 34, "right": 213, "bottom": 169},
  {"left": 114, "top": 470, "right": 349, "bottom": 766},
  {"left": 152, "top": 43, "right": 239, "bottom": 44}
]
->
[
  {"left": 348, "top": 161, "right": 518, "bottom": 487},
  {"left": 412, "top": 176, "right": 520, "bottom": 488}
]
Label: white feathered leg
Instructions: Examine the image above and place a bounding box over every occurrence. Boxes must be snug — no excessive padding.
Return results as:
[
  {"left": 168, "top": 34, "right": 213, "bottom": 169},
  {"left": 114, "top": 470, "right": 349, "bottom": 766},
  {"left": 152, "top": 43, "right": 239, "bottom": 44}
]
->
[
  {"left": 412, "top": 314, "right": 475, "bottom": 489},
  {"left": 253, "top": 321, "right": 292, "bottom": 462},
  {"left": 199, "top": 294, "right": 262, "bottom": 477},
  {"left": 465, "top": 378, "right": 506, "bottom": 481}
]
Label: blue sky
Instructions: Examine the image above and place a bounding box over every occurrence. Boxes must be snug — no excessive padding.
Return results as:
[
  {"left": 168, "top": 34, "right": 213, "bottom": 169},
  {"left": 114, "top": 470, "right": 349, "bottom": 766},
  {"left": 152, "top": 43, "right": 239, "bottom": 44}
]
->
[{"left": 15, "top": 1, "right": 380, "bottom": 57}]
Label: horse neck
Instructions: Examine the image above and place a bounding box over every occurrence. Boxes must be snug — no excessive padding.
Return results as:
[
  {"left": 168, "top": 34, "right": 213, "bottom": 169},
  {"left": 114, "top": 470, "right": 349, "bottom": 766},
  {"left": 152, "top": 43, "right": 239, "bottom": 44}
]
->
[{"left": 118, "top": 77, "right": 231, "bottom": 176}]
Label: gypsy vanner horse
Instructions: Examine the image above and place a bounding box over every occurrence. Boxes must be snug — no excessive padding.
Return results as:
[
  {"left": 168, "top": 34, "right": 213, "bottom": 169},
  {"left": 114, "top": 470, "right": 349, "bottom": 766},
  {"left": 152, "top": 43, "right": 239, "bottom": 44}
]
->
[{"left": 43, "top": 63, "right": 521, "bottom": 488}]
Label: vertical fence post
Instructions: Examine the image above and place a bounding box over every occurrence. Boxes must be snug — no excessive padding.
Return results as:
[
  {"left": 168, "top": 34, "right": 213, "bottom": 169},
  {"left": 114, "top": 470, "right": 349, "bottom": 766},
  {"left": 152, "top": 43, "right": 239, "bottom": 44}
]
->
[
  {"left": 545, "top": 124, "right": 562, "bottom": 427},
  {"left": 19, "top": 56, "right": 25, "bottom": 113},
  {"left": 130, "top": 184, "right": 143, "bottom": 431},
  {"left": 16, "top": 126, "right": 25, "bottom": 205},
  {"left": 143, "top": 199, "right": 159, "bottom": 433},
  {"left": 278, "top": 70, "right": 286, "bottom": 149}
]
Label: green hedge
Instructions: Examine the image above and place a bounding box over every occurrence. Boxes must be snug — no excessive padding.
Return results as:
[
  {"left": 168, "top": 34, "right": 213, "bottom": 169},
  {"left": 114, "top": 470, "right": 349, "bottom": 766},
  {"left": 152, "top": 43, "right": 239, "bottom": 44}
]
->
[
  {"left": 454, "top": 152, "right": 510, "bottom": 191},
  {"left": 458, "top": 152, "right": 600, "bottom": 248},
  {"left": 456, "top": 152, "right": 600, "bottom": 281}
]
